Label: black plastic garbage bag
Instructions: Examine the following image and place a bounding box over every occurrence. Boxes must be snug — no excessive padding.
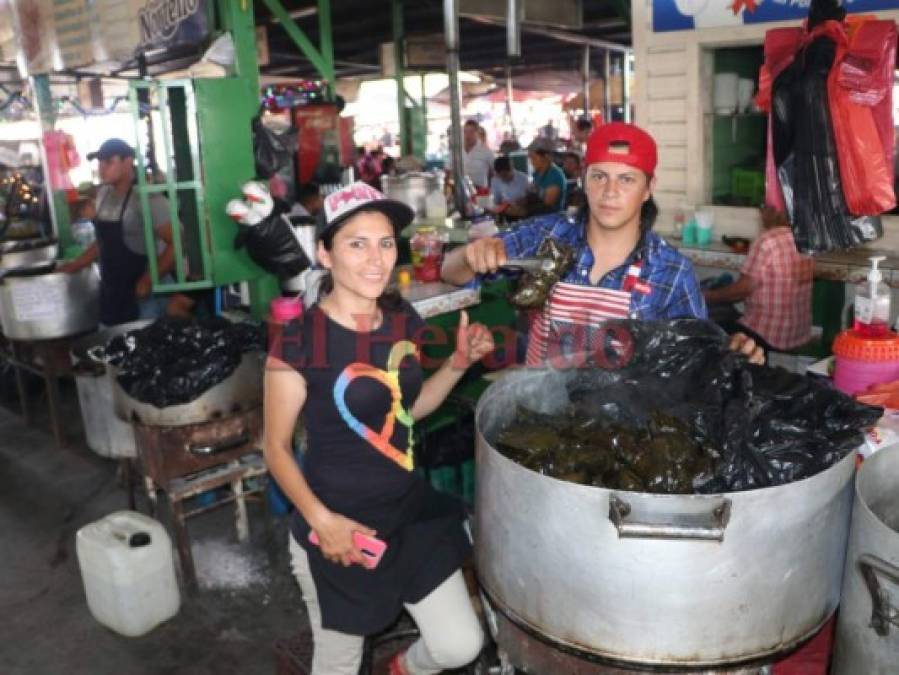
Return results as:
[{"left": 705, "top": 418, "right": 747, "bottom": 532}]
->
[
  {"left": 499, "top": 319, "right": 881, "bottom": 494},
  {"left": 105, "top": 317, "right": 264, "bottom": 408},
  {"left": 234, "top": 210, "right": 311, "bottom": 279},
  {"left": 252, "top": 114, "right": 297, "bottom": 180}
]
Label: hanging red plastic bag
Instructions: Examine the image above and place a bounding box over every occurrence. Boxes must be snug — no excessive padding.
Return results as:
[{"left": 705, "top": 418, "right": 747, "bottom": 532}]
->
[{"left": 828, "top": 19, "right": 896, "bottom": 215}]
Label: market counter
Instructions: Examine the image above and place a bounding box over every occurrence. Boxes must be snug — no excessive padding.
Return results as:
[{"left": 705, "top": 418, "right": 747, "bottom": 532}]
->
[
  {"left": 668, "top": 238, "right": 899, "bottom": 287},
  {"left": 400, "top": 278, "right": 480, "bottom": 319}
]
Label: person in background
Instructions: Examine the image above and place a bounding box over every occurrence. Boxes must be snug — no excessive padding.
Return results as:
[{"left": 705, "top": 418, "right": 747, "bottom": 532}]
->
[
  {"left": 499, "top": 135, "right": 521, "bottom": 154},
  {"left": 59, "top": 138, "right": 175, "bottom": 326},
  {"left": 562, "top": 152, "right": 585, "bottom": 209},
  {"left": 356, "top": 147, "right": 383, "bottom": 190},
  {"left": 571, "top": 114, "right": 594, "bottom": 154},
  {"left": 489, "top": 156, "right": 529, "bottom": 219},
  {"left": 527, "top": 137, "right": 566, "bottom": 214},
  {"left": 562, "top": 152, "right": 582, "bottom": 181},
  {"left": 446, "top": 119, "right": 495, "bottom": 192},
  {"left": 441, "top": 122, "right": 764, "bottom": 366},
  {"left": 264, "top": 182, "right": 491, "bottom": 675},
  {"left": 291, "top": 183, "right": 323, "bottom": 219},
  {"left": 477, "top": 125, "right": 489, "bottom": 149},
  {"left": 702, "top": 206, "right": 814, "bottom": 355},
  {"left": 381, "top": 156, "right": 398, "bottom": 179}
]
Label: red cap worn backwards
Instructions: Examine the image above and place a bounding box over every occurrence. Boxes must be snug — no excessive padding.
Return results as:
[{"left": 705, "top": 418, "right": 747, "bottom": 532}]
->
[{"left": 584, "top": 122, "right": 658, "bottom": 176}]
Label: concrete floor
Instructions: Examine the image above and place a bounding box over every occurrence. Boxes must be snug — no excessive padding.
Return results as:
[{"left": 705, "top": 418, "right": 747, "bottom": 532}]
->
[{"left": 0, "top": 377, "right": 309, "bottom": 675}]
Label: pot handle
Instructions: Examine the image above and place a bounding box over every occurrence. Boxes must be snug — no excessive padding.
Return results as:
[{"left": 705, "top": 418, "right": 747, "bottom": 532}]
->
[
  {"left": 189, "top": 433, "right": 250, "bottom": 456},
  {"left": 608, "top": 494, "right": 731, "bottom": 542},
  {"left": 859, "top": 553, "right": 899, "bottom": 637}
]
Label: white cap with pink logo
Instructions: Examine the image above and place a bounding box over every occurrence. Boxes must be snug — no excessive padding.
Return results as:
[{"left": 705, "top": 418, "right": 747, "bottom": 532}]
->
[{"left": 320, "top": 181, "right": 414, "bottom": 238}]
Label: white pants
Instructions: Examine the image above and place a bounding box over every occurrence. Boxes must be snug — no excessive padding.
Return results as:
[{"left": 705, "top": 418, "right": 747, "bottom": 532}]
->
[{"left": 289, "top": 536, "right": 483, "bottom": 675}]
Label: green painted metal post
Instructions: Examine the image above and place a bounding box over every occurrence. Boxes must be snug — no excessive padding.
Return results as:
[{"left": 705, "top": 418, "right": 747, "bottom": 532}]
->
[
  {"left": 222, "top": 0, "right": 261, "bottom": 90},
  {"left": 317, "top": 0, "right": 335, "bottom": 95},
  {"left": 393, "top": 0, "right": 409, "bottom": 155},
  {"left": 31, "top": 74, "right": 76, "bottom": 256}
]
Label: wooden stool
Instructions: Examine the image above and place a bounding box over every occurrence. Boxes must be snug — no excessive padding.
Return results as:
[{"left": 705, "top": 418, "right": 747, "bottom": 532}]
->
[{"left": 143, "top": 454, "right": 268, "bottom": 592}]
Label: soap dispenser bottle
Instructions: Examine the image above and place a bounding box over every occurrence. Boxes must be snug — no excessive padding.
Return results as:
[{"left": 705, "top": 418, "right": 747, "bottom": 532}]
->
[{"left": 854, "top": 256, "right": 891, "bottom": 338}]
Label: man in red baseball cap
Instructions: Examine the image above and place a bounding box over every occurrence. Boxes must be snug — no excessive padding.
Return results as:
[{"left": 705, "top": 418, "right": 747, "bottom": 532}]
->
[{"left": 442, "top": 121, "right": 762, "bottom": 364}]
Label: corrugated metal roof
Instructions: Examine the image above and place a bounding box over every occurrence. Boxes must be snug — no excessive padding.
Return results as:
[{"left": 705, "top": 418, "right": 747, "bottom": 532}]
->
[{"left": 259, "top": 0, "right": 631, "bottom": 81}]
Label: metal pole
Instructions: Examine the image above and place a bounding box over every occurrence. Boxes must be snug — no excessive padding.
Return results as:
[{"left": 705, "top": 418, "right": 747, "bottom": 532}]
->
[
  {"left": 317, "top": 0, "right": 335, "bottom": 88},
  {"left": 30, "top": 74, "right": 66, "bottom": 250},
  {"left": 603, "top": 48, "right": 611, "bottom": 123},
  {"left": 506, "top": 0, "right": 520, "bottom": 58},
  {"left": 393, "top": 0, "right": 408, "bottom": 155},
  {"left": 582, "top": 45, "right": 590, "bottom": 118},
  {"left": 444, "top": 0, "right": 467, "bottom": 217},
  {"left": 505, "top": 61, "right": 516, "bottom": 139},
  {"left": 623, "top": 50, "right": 632, "bottom": 123},
  {"left": 419, "top": 72, "right": 428, "bottom": 161}
]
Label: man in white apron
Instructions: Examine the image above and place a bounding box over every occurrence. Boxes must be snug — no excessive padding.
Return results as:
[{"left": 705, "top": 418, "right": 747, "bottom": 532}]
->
[{"left": 442, "top": 122, "right": 763, "bottom": 366}]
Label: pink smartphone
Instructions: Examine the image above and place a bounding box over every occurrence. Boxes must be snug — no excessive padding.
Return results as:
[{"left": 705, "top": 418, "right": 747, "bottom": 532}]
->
[{"left": 308, "top": 530, "right": 387, "bottom": 570}]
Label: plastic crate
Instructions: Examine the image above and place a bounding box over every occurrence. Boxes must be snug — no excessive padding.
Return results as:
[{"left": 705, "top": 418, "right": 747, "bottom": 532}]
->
[{"left": 731, "top": 168, "right": 765, "bottom": 206}]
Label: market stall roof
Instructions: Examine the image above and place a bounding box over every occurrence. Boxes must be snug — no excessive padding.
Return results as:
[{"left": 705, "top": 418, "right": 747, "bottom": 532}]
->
[{"left": 259, "top": 0, "right": 632, "bottom": 81}]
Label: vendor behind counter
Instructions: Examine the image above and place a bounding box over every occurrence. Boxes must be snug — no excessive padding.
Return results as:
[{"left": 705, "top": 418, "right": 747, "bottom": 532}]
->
[{"left": 703, "top": 206, "right": 814, "bottom": 354}]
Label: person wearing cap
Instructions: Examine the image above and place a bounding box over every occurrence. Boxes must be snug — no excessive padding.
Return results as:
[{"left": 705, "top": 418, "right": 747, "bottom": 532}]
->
[
  {"left": 264, "top": 181, "right": 491, "bottom": 675},
  {"left": 441, "top": 122, "right": 764, "bottom": 365},
  {"left": 59, "top": 138, "right": 175, "bottom": 326},
  {"left": 527, "top": 137, "right": 567, "bottom": 214}
]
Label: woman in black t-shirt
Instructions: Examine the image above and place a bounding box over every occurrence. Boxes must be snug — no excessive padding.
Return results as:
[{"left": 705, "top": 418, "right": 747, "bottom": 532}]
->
[{"left": 264, "top": 182, "right": 494, "bottom": 675}]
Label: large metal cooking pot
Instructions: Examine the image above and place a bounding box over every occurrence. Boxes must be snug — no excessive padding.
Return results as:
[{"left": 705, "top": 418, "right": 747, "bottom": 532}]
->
[
  {"left": 381, "top": 173, "right": 439, "bottom": 219},
  {"left": 475, "top": 367, "right": 856, "bottom": 669},
  {"left": 69, "top": 321, "right": 149, "bottom": 459},
  {"left": 110, "top": 349, "right": 265, "bottom": 427},
  {"left": 0, "top": 238, "right": 58, "bottom": 271},
  {"left": 832, "top": 444, "right": 899, "bottom": 674},
  {"left": 0, "top": 266, "right": 99, "bottom": 340}
]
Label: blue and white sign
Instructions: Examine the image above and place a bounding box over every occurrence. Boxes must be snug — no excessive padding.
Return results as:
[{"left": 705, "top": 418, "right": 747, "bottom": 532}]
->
[{"left": 653, "top": 0, "right": 899, "bottom": 32}]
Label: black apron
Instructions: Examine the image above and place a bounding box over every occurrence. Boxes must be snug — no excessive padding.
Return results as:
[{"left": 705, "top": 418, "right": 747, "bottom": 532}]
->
[{"left": 94, "top": 185, "right": 148, "bottom": 326}]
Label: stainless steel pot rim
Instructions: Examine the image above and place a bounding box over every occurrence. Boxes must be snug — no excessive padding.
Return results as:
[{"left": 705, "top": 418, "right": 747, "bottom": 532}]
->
[
  {"left": 0, "top": 237, "right": 56, "bottom": 252},
  {"left": 480, "top": 585, "right": 835, "bottom": 670},
  {"left": 855, "top": 445, "right": 899, "bottom": 536},
  {"left": 475, "top": 424, "right": 858, "bottom": 499}
]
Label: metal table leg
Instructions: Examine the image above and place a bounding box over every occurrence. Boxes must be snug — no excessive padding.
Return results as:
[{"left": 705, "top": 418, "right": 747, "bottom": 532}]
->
[
  {"left": 121, "top": 459, "right": 136, "bottom": 511},
  {"left": 169, "top": 497, "right": 198, "bottom": 593},
  {"left": 232, "top": 462, "right": 249, "bottom": 543},
  {"left": 42, "top": 360, "right": 66, "bottom": 448},
  {"left": 10, "top": 342, "right": 32, "bottom": 424},
  {"left": 144, "top": 475, "right": 159, "bottom": 517}
]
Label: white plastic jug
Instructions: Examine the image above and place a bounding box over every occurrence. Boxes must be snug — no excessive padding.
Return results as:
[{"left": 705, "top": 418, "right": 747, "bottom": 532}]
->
[{"left": 76, "top": 510, "right": 181, "bottom": 637}]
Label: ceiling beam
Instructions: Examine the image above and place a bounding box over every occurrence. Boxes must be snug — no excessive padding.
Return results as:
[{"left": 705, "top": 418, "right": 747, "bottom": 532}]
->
[{"left": 463, "top": 15, "right": 630, "bottom": 52}]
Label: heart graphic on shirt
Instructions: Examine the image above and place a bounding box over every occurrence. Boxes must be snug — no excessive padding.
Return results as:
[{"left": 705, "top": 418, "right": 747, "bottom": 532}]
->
[{"left": 333, "top": 340, "right": 417, "bottom": 471}]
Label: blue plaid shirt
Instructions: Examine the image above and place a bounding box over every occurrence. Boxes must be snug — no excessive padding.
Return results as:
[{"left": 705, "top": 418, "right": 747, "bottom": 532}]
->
[{"left": 496, "top": 213, "right": 708, "bottom": 320}]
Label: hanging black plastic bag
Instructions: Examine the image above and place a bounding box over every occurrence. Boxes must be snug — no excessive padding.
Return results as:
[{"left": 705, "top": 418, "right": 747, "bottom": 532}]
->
[
  {"left": 234, "top": 211, "right": 311, "bottom": 279},
  {"left": 252, "top": 114, "right": 297, "bottom": 179},
  {"left": 769, "top": 5, "right": 883, "bottom": 253}
]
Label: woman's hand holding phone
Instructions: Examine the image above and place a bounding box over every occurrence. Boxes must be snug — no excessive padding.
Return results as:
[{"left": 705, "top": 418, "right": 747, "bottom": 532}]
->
[{"left": 309, "top": 510, "right": 377, "bottom": 567}]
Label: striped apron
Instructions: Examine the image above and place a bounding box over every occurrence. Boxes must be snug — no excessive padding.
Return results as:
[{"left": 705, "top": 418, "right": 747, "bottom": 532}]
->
[{"left": 525, "top": 260, "right": 647, "bottom": 366}]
